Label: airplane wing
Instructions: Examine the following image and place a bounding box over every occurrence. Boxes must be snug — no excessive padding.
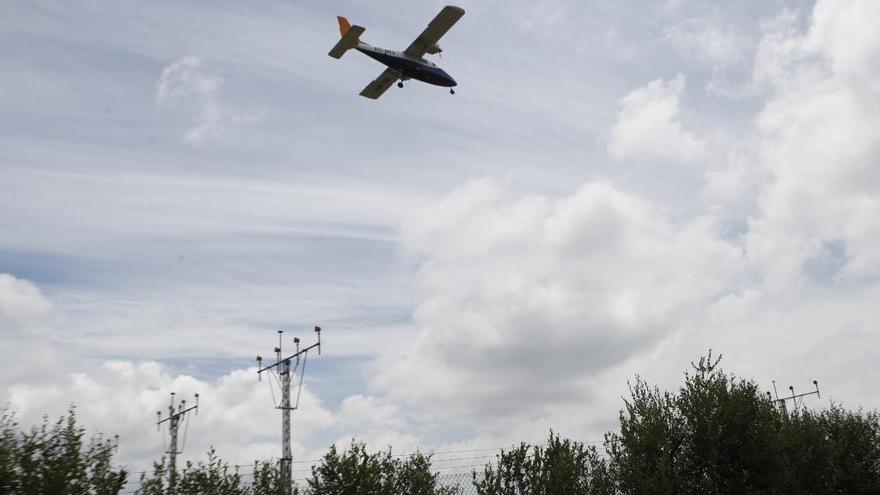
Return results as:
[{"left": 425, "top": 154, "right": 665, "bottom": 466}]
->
[
  {"left": 359, "top": 67, "right": 402, "bottom": 100},
  {"left": 403, "top": 6, "right": 465, "bottom": 59}
]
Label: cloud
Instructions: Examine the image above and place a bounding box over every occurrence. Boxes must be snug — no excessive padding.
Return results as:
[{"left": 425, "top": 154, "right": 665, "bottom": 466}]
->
[
  {"left": 5, "top": 0, "right": 880, "bottom": 474},
  {"left": 368, "top": 0, "right": 880, "bottom": 442},
  {"left": 6, "top": 360, "right": 334, "bottom": 470},
  {"left": 156, "top": 56, "right": 257, "bottom": 145},
  {"left": 663, "top": 19, "right": 746, "bottom": 69},
  {"left": 0, "top": 273, "right": 51, "bottom": 331},
  {"left": 805, "top": 0, "right": 880, "bottom": 81},
  {"left": 608, "top": 75, "right": 706, "bottom": 162},
  {"left": 662, "top": 19, "right": 761, "bottom": 99},
  {"left": 375, "top": 178, "right": 741, "bottom": 424},
  {"left": 747, "top": 0, "right": 880, "bottom": 288}
]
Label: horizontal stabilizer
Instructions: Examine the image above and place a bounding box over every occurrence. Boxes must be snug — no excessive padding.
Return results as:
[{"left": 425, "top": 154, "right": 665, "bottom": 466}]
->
[{"left": 328, "top": 25, "right": 365, "bottom": 59}]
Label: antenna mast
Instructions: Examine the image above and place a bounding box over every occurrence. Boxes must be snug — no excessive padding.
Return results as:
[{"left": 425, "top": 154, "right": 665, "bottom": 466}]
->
[
  {"left": 766, "top": 380, "right": 820, "bottom": 415},
  {"left": 256, "top": 325, "right": 322, "bottom": 494},
  {"left": 156, "top": 392, "right": 199, "bottom": 494}
]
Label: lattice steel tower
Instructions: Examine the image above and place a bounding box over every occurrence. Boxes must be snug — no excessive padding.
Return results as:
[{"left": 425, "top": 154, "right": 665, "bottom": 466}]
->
[
  {"left": 156, "top": 392, "right": 199, "bottom": 494},
  {"left": 256, "top": 326, "right": 322, "bottom": 494}
]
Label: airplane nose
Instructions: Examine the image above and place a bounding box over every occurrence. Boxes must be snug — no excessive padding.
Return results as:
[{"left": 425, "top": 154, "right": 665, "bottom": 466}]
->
[{"left": 443, "top": 70, "right": 457, "bottom": 87}]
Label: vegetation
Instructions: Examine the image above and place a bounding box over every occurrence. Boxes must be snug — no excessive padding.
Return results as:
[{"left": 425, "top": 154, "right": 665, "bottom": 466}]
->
[
  {"left": 474, "top": 431, "right": 612, "bottom": 495},
  {"left": 306, "top": 440, "right": 457, "bottom": 495},
  {"left": 4, "top": 353, "right": 880, "bottom": 494},
  {"left": 134, "top": 448, "right": 257, "bottom": 495},
  {"left": 0, "top": 407, "right": 126, "bottom": 495},
  {"left": 477, "top": 352, "right": 880, "bottom": 494},
  {"left": 131, "top": 440, "right": 456, "bottom": 495}
]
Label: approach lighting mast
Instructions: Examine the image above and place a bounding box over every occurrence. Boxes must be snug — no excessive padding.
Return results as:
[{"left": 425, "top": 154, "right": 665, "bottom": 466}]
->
[
  {"left": 767, "top": 380, "right": 820, "bottom": 415},
  {"left": 256, "top": 326, "right": 322, "bottom": 494},
  {"left": 156, "top": 392, "right": 199, "bottom": 494}
]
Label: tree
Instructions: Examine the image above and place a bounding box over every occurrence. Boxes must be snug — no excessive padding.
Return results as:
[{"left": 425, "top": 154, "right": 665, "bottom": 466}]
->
[
  {"left": 777, "top": 405, "right": 880, "bottom": 494},
  {"left": 474, "top": 431, "right": 612, "bottom": 495},
  {"left": 1, "top": 409, "right": 19, "bottom": 494},
  {"left": 306, "top": 440, "right": 457, "bottom": 495},
  {"left": 605, "top": 352, "right": 880, "bottom": 494},
  {"left": 134, "top": 447, "right": 254, "bottom": 495},
  {"left": 0, "top": 406, "right": 126, "bottom": 495},
  {"left": 134, "top": 457, "right": 169, "bottom": 495},
  {"left": 250, "top": 459, "right": 289, "bottom": 495},
  {"left": 176, "top": 448, "right": 246, "bottom": 495},
  {"left": 606, "top": 353, "right": 786, "bottom": 494}
]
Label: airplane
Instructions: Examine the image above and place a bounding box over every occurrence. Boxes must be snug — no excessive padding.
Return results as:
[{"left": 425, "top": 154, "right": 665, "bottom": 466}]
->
[{"left": 328, "top": 6, "right": 465, "bottom": 100}]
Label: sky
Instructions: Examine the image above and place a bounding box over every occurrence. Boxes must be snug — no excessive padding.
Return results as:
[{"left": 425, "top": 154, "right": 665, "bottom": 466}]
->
[{"left": 3, "top": 0, "right": 880, "bottom": 484}]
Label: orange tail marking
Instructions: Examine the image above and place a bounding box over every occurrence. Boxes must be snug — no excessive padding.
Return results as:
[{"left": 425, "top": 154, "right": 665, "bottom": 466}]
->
[
  {"left": 336, "top": 15, "right": 364, "bottom": 44},
  {"left": 337, "top": 16, "right": 352, "bottom": 37}
]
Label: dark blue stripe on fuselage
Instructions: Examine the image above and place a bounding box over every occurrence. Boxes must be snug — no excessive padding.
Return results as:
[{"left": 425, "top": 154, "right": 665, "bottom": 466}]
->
[{"left": 357, "top": 48, "right": 456, "bottom": 87}]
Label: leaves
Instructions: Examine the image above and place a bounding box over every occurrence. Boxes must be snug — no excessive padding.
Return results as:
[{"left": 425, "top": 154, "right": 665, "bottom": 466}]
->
[
  {"left": 605, "top": 352, "right": 880, "bottom": 494},
  {"left": 306, "top": 440, "right": 457, "bottom": 495},
  {"left": 0, "top": 406, "right": 127, "bottom": 495},
  {"left": 474, "top": 431, "right": 612, "bottom": 495}
]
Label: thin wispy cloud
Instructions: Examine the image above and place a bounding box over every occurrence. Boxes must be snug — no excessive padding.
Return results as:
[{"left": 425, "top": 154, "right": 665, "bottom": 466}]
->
[{"left": 156, "top": 55, "right": 258, "bottom": 145}]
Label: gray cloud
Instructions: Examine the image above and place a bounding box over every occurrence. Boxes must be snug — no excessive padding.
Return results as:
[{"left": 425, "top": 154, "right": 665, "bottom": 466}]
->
[{"left": 375, "top": 179, "right": 741, "bottom": 422}]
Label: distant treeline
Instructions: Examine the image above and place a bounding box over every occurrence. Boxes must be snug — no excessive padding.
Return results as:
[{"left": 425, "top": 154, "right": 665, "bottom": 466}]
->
[{"left": 2, "top": 353, "right": 879, "bottom": 494}]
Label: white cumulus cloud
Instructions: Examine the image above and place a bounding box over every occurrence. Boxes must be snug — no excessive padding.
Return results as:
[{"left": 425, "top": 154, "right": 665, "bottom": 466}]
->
[
  {"left": 608, "top": 75, "right": 706, "bottom": 163},
  {"left": 0, "top": 273, "right": 51, "bottom": 331},
  {"left": 6, "top": 360, "right": 334, "bottom": 470},
  {"left": 375, "top": 178, "right": 742, "bottom": 425},
  {"left": 747, "top": 0, "right": 880, "bottom": 288}
]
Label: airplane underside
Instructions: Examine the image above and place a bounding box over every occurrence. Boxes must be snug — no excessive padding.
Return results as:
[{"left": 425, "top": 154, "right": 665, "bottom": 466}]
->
[
  {"left": 357, "top": 48, "right": 457, "bottom": 88},
  {"left": 328, "top": 6, "right": 464, "bottom": 99}
]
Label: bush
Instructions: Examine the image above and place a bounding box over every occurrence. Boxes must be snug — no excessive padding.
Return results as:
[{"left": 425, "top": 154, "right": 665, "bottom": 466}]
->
[
  {"left": 0, "top": 406, "right": 126, "bottom": 495},
  {"left": 604, "top": 352, "right": 880, "bottom": 494},
  {"left": 135, "top": 447, "right": 257, "bottom": 495},
  {"left": 307, "top": 440, "right": 457, "bottom": 495},
  {"left": 474, "top": 431, "right": 612, "bottom": 495}
]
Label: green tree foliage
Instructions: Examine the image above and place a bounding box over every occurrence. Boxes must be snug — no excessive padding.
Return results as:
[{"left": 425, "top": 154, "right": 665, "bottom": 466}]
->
[
  {"left": 134, "top": 442, "right": 458, "bottom": 495},
  {"left": 0, "top": 406, "right": 126, "bottom": 495},
  {"left": 306, "top": 440, "right": 457, "bottom": 495},
  {"left": 1, "top": 409, "right": 19, "bottom": 494},
  {"left": 606, "top": 353, "right": 783, "bottom": 494},
  {"left": 474, "top": 431, "right": 612, "bottom": 495},
  {"left": 777, "top": 405, "right": 880, "bottom": 493},
  {"left": 250, "top": 459, "right": 290, "bottom": 495},
  {"left": 176, "top": 448, "right": 245, "bottom": 495},
  {"left": 134, "top": 447, "right": 256, "bottom": 495},
  {"left": 605, "top": 352, "right": 880, "bottom": 494}
]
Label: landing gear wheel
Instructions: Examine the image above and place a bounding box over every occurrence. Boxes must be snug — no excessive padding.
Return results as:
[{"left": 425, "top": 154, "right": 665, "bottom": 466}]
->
[
  {"left": 450, "top": 88, "right": 456, "bottom": 95},
  {"left": 397, "top": 81, "right": 404, "bottom": 88}
]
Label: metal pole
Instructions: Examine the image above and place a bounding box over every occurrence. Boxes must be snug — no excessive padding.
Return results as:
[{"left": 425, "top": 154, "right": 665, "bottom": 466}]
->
[
  {"left": 156, "top": 393, "right": 198, "bottom": 495},
  {"left": 281, "top": 358, "right": 292, "bottom": 494},
  {"left": 168, "top": 412, "right": 178, "bottom": 495},
  {"left": 255, "top": 327, "right": 322, "bottom": 495}
]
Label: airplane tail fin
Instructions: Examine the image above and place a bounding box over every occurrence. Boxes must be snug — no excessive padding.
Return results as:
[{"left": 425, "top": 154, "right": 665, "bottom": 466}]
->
[
  {"left": 337, "top": 16, "right": 365, "bottom": 44},
  {"left": 329, "top": 18, "right": 366, "bottom": 59},
  {"left": 337, "top": 16, "right": 353, "bottom": 37}
]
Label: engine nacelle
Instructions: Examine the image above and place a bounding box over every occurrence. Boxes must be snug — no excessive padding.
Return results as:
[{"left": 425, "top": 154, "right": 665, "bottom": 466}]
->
[{"left": 425, "top": 43, "right": 442, "bottom": 55}]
